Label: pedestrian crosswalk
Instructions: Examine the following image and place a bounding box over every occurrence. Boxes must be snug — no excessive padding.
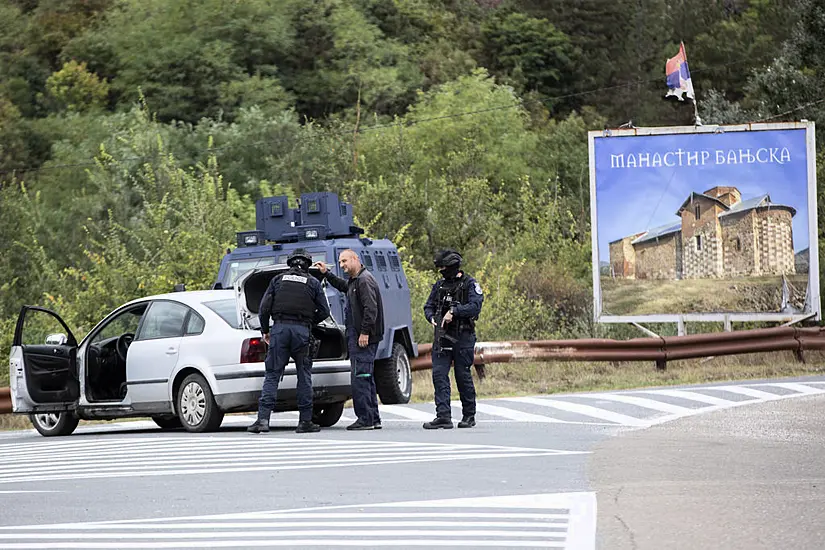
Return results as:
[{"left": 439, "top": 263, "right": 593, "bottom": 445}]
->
[
  {"left": 0, "top": 436, "right": 587, "bottom": 485},
  {"left": 374, "top": 380, "right": 825, "bottom": 429},
  {"left": 0, "top": 492, "right": 596, "bottom": 549},
  {"left": 2, "top": 380, "right": 823, "bottom": 440}
]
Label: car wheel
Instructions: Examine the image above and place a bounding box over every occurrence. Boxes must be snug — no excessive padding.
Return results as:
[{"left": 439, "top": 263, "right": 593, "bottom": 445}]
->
[
  {"left": 176, "top": 373, "right": 224, "bottom": 433},
  {"left": 375, "top": 342, "right": 412, "bottom": 405},
  {"left": 312, "top": 402, "right": 345, "bottom": 427},
  {"left": 151, "top": 415, "right": 183, "bottom": 430},
  {"left": 29, "top": 412, "right": 79, "bottom": 437}
]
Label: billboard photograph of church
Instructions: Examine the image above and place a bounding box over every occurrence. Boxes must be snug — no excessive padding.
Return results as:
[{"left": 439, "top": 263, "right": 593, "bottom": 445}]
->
[
  {"left": 609, "top": 185, "right": 796, "bottom": 281},
  {"left": 589, "top": 122, "right": 819, "bottom": 322}
]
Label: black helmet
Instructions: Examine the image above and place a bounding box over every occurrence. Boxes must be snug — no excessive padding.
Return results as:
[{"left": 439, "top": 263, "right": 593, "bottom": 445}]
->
[
  {"left": 287, "top": 248, "right": 312, "bottom": 271},
  {"left": 434, "top": 248, "right": 462, "bottom": 268}
]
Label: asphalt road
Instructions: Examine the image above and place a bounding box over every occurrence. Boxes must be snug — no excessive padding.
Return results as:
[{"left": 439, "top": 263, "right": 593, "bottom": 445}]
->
[
  {"left": 0, "top": 375, "right": 823, "bottom": 549},
  {"left": 592, "top": 391, "right": 825, "bottom": 549}
]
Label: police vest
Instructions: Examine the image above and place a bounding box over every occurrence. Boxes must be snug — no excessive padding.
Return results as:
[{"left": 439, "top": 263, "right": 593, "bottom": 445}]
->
[
  {"left": 271, "top": 269, "right": 317, "bottom": 324},
  {"left": 436, "top": 276, "right": 476, "bottom": 332}
]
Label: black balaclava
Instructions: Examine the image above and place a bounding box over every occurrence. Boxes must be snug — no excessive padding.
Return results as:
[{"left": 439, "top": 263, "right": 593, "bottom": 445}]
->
[{"left": 434, "top": 249, "right": 462, "bottom": 280}]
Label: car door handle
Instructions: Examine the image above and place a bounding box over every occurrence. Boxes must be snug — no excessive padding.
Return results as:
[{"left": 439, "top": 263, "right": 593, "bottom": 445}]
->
[{"left": 166, "top": 348, "right": 178, "bottom": 355}]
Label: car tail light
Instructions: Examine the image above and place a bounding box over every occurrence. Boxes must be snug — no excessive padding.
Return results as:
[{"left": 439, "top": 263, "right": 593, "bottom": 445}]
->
[{"left": 240, "top": 337, "right": 267, "bottom": 363}]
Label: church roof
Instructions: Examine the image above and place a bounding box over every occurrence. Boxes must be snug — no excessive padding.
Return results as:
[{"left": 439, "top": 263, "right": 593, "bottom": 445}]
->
[
  {"left": 631, "top": 221, "right": 682, "bottom": 245},
  {"left": 674, "top": 192, "right": 728, "bottom": 215},
  {"left": 719, "top": 193, "right": 797, "bottom": 217}
]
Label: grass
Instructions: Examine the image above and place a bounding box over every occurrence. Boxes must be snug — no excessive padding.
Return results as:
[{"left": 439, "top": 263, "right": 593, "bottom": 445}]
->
[
  {"left": 601, "top": 274, "right": 809, "bottom": 315},
  {"left": 3, "top": 351, "right": 823, "bottom": 431}
]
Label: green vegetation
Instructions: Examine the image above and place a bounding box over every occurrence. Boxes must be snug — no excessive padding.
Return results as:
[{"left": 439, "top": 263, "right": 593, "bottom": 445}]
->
[{"left": 2, "top": 0, "right": 825, "bottom": 394}]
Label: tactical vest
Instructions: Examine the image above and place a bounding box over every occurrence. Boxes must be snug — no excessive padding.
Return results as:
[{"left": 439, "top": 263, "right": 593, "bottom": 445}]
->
[
  {"left": 271, "top": 269, "right": 316, "bottom": 324},
  {"left": 436, "top": 276, "right": 476, "bottom": 333}
]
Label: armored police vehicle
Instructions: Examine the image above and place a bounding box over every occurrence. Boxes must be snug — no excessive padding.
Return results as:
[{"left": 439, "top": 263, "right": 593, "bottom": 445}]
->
[{"left": 215, "top": 192, "right": 417, "bottom": 408}]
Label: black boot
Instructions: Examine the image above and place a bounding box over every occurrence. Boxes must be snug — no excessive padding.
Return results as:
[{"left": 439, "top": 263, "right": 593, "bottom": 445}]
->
[
  {"left": 423, "top": 417, "right": 453, "bottom": 430},
  {"left": 458, "top": 415, "right": 476, "bottom": 428},
  {"left": 295, "top": 420, "right": 321, "bottom": 433},
  {"left": 247, "top": 419, "right": 270, "bottom": 433}
]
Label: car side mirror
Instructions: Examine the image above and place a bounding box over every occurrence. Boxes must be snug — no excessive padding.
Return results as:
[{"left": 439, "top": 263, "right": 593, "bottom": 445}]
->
[{"left": 45, "top": 333, "right": 68, "bottom": 345}]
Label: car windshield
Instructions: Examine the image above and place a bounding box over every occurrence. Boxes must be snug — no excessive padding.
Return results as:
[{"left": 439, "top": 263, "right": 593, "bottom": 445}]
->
[{"left": 203, "top": 299, "right": 241, "bottom": 329}]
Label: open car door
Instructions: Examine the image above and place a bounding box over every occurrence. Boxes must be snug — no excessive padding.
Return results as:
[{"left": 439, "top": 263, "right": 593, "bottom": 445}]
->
[{"left": 9, "top": 305, "right": 80, "bottom": 415}]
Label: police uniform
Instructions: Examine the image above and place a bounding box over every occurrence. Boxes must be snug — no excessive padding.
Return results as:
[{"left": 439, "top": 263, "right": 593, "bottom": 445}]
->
[
  {"left": 248, "top": 249, "right": 330, "bottom": 434},
  {"left": 422, "top": 249, "right": 483, "bottom": 429}
]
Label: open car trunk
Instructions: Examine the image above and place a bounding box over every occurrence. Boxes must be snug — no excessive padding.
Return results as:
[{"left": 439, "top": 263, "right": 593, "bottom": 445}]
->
[{"left": 235, "top": 265, "right": 347, "bottom": 361}]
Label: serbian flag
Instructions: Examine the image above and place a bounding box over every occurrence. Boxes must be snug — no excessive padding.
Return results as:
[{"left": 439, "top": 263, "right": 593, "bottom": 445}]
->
[{"left": 665, "top": 42, "right": 695, "bottom": 101}]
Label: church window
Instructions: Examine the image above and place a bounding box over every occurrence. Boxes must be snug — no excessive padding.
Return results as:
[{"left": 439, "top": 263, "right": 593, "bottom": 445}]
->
[
  {"left": 696, "top": 235, "right": 702, "bottom": 250},
  {"left": 694, "top": 204, "right": 701, "bottom": 220}
]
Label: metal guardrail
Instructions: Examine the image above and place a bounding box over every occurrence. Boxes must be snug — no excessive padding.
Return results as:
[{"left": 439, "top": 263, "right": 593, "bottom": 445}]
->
[
  {"left": 1, "top": 326, "right": 821, "bottom": 415},
  {"left": 410, "top": 326, "right": 824, "bottom": 371}
]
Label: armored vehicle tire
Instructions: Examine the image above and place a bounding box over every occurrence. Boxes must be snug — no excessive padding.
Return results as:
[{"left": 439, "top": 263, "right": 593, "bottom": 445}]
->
[
  {"left": 176, "top": 373, "right": 224, "bottom": 433},
  {"left": 29, "top": 412, "right": 79, "bottom": 437},
  {"left": 152, "top": 415, "right": 183, "bottom": 430},
  {"left": 312, "top": 401, "right": 346, "bottom": 427},
  {"left": 376, "top": 342, "right": 412, "bottom": 405}
]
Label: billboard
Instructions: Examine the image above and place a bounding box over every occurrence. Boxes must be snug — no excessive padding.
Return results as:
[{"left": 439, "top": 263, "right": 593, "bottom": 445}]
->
[{"left": 588, "top": 122, "right": 820, "bottom": 324}]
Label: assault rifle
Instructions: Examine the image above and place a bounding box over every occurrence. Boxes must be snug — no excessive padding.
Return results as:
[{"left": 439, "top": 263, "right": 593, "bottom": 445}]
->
[{"left": 432, "top": 306, "right": 458, "bottom": 354}]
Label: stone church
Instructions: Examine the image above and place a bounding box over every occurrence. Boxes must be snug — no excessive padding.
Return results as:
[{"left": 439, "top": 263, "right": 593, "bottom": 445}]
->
[{"left": 609, "top": 186, "right": 796, "bottom": 280}]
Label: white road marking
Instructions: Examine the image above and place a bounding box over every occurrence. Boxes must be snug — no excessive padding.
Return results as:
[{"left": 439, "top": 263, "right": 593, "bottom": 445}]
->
[
  {"left": 573, "top": 393, "right": 693, "bottom": 415},
  {"left": 0, "top": 437, "right": 587, "bottom": 485},
  {"left": 1, "top": 380, "right": 822, "bottom": 442},
  {"left": 768, "top": 382, "right": 824, "bottom": 394},
  {"left": 0, "top": 492, "right": 594, "bottom": 549},
  {"left": 504, "top": 397, "right": 650, "bottom": 426},
  {"left": 0, "top": 491, "right": 60, "bottom": 495},
  {"left": 633, "top": 389, "right": 736, "bottom": 406},
  {"left": 704, "top": 386, "right": 783, "bottom": 400},
  {"left": 472, "top": 403, "right": 565, "bottom": 423},
  {"left": 378, "top": 405, "right": 434, "bottom": 421}
]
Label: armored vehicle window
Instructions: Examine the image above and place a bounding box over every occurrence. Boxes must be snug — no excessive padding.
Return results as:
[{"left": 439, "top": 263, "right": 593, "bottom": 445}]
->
[
  {"left": 361, "top": 252, "right": 374, "bottom": 270},
  {"left": 276, "top": 252, "right": 327, "bottom": 264},
  {"left": 375, "top": 254, "right": 387, "bottom": 271},
  {"left": 389, "top": 254, "right": 401, "bottom": 271},
  {"left": 224, "top": 258, "right": 276, "bottom": 287}
]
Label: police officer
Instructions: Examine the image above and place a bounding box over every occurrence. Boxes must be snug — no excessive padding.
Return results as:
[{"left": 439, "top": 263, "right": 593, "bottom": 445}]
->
[
  {"left": 422, "top": 249, "right": 483, "bottom": 429},
  {"left": 248, "top": 248, "right": 330, "bottom": 434},
  {"left": 314, "top": 249, "right": 384, "bottom": 430}
]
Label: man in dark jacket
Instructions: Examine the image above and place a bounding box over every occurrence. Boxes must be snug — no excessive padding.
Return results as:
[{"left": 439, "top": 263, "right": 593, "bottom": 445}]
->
[
  {"left": 248, "top": 248, "right": 330, "bottom": 435},
  {"left": 314, "top": 250, "right": 384, "bottom": 430}
]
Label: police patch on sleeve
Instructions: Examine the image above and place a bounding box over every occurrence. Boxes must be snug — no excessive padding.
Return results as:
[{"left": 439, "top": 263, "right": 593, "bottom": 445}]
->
[{"left": 474, "top": 282, "right": 483, "bottom": 295}]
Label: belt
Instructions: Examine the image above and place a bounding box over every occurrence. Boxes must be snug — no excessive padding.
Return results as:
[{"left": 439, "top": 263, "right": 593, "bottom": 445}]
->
[{"left": 274, "top": 318, "right": 310, "bottom": 327}]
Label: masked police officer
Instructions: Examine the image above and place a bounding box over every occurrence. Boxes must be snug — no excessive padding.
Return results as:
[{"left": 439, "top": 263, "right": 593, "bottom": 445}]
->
[
  {"left": 248, "top": 249, "right": 330, "bottom": 434},
  {"left": 422, "top": 249, "right": 483, "bottom": 429}
]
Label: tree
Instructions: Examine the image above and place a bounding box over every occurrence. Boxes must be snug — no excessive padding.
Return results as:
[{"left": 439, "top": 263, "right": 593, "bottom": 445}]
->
[
  {"left": 44, "top": 60, "right": 109, "bottom": 112},
  {"left": 480, "top": 11, "right": 577, "bottom": 111}
]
